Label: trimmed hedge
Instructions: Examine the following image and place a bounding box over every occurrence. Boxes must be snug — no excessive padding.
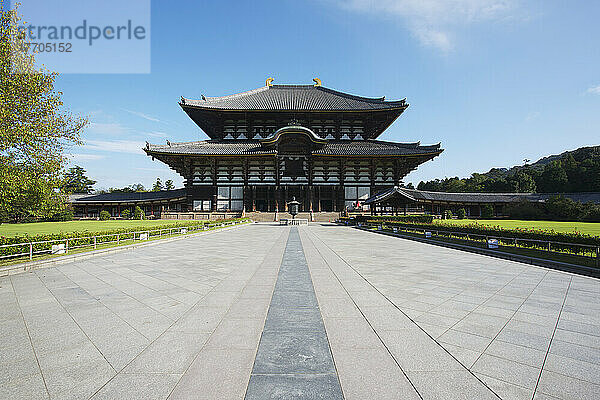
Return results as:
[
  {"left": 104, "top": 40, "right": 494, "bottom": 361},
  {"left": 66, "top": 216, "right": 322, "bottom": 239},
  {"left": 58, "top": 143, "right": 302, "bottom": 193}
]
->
[
  {"left": 379, "top": 221, "right": 600, "bottom": 247},
  {"left": 351, "top": 215, "right": 434, "bottom": 224},
  {"left": 0, "top": 218, "right": 249, "bottom": 258}
]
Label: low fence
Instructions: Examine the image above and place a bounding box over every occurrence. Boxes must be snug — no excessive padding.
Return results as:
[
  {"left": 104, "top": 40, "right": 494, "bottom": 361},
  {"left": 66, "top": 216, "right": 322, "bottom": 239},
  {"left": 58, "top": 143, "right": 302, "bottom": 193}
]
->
[
  {"left": 0, "top": 219, "right": 249, "bottom": 264},
  {"left": 356, "top": 221, "right": 600, "bottom": 268},
  {"left": 279, "top": 219, "right": 309, "bottom": 226}
]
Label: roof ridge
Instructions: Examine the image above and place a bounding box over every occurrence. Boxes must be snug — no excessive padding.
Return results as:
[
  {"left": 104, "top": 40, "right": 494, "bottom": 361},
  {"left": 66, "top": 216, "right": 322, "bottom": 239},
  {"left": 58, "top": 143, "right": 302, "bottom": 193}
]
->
[
  {"left": 181, "top": 84, "right": 408, "bottom": 106},
  {"left": 184, "top": 86, "right": 269, "bottom": 104},
  {"left": 317, "top": 86, "right": 403, "bottom": 104}
]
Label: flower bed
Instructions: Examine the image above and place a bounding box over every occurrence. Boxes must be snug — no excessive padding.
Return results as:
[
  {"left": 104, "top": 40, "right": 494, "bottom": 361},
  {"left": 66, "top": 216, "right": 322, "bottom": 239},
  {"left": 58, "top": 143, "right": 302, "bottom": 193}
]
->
[
  {"left": 377, "top": 221, "right": 600, "bottom": 247},
  {"left": 342, "top": 215, "right": 434, "bottom": 224},
  {"left": 0, "top": 218, "right": 249, "bottom": 258}
]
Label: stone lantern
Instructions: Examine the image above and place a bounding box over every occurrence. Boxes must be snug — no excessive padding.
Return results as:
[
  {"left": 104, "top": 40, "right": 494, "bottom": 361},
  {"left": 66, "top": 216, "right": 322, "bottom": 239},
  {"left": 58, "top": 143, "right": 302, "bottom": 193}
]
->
[{"left": 288, "top": 197, "right": 300, "bottom": 219}]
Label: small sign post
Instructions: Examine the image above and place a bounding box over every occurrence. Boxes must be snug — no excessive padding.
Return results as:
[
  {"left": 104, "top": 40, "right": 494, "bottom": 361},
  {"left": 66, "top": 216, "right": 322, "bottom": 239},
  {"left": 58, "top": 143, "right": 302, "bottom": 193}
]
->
[{"left": 487, "top": 239, "right": 499, "bottom": 249}]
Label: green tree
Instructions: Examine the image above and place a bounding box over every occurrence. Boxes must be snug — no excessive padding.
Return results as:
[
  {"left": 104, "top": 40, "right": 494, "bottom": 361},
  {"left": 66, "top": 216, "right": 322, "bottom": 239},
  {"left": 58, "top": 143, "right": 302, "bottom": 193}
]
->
[
  {"left": 133, "top": 206, "right": 145, "bottom": 220},
  {"left": 481, "top": 204, "right": 494, "bottom": 219},
  {"left": 537, "top": 161, "right": 568, "bottom": 193},
  {"left": 165, "top": 179, "right": 174, "bottom": 190},
  {"left": 64, "top": 165, "right": 96, "bottom": 194},
  {"left": 152, "top": 178, "right": 163, "bottom": 192},
  {"left": 99, "top": 210, "right": 111, "bottom": 221},
  {"left": 121, "top": 209, "right": 131, "bottom": 219},
  {"left": 0, "top": 4, "right": 87, "bottom": 222}
]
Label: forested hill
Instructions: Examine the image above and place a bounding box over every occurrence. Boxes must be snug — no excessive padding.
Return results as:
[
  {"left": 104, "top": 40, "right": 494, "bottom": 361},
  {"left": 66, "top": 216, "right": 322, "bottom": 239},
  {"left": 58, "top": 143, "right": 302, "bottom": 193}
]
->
[{"left": 417, "top": 146, "right": 600, "bottom": 193}]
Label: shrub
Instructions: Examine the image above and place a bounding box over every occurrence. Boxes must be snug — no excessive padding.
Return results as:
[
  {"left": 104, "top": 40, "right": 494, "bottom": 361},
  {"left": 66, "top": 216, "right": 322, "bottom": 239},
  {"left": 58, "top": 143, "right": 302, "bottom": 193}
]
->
[
  {"left": 360, "top": 215, "right": 434, "bottom": 224},
  {"left": 99, "top": 210, "right": 111, "bottom": 221},
  {"left": 445, "top": 210, "right": 453, "bottom": 219},
  {"left": 47, "top": 209, "right": 74, "bottom": 222},
  {"left": 481, "top": 204, "right": 494, "bottom": 219},
  {"left": 0, "top": 218, "right": 250, "bottom": 258},
  {"left": 457, "top": 208, "right": 466, "bottom": 219},
  {"left": 121, "top": 209, "right": 131, "bottom": 219},
  {"left": 134, "top": 206, "right": 144, "bottom": 220},
  {"left": 505, "top": 201, "right": 547, "bottom": 220},
  {"left": 381, "top": 221, "right": 600, "bottom": 247}
]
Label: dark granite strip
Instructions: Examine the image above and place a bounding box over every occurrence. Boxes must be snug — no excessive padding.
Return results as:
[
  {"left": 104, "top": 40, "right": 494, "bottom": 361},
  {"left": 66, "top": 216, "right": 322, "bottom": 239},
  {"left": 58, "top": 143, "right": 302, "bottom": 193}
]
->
[{"left": 245, "top": 227, "right": 343, "bottom": 399}]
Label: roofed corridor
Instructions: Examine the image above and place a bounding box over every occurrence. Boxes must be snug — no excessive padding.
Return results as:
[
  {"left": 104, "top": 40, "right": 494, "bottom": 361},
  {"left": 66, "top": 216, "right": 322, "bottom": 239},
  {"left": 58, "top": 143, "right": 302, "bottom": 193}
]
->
[{"left": 1, "top": 224, "right": 598, "bottom": 399}]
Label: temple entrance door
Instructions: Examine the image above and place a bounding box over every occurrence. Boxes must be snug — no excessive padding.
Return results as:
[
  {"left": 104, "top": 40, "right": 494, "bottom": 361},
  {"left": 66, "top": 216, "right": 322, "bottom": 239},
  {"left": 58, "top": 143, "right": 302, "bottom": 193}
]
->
[{"left": 255, "top": 187, "right": 269, "bottom": 212}]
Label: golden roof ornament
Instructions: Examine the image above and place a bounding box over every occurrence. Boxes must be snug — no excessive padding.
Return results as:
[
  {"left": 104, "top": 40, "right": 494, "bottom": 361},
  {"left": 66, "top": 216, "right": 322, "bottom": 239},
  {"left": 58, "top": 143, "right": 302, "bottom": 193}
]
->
[
  {"left": 266, "top": 77, "right": 274, "bottom": 87},
  {"left": 313, "top": 78, "right": 322, "bottom": 87}
]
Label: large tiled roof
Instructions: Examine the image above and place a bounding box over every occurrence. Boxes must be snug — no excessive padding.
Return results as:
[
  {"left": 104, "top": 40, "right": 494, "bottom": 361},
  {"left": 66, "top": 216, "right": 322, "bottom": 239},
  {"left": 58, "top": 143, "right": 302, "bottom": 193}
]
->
[
  {"left": 365, "top": 187, "right": 600, "bottom": 205},
  {"left": 181, "top": 85, "right": 408, "bottom": 111},
  {"left": 69, "top": 189, "right": 187, "bottom": 203},
  {"left": 145, "top": 140, "right": 442, "bottom": 157}
]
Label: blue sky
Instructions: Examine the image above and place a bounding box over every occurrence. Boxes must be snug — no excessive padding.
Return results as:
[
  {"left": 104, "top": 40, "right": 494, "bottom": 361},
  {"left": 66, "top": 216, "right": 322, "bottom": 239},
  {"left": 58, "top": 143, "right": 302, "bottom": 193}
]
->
[{"left": 21, "top": 1, "right": 600, "bottom": 190}]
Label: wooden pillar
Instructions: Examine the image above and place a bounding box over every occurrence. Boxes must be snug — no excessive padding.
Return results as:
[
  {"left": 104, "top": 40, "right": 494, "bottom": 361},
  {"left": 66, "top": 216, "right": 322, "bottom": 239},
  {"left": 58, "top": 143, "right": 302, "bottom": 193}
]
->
[
  {"left": 211, "top": 158, "right": 218, "bottom": 212},
  {"left": 317, "top": 186, "right": 321, "bottom": 212},
  {"left": 333, "top": 187, "right": 337, "bottom": 212}
]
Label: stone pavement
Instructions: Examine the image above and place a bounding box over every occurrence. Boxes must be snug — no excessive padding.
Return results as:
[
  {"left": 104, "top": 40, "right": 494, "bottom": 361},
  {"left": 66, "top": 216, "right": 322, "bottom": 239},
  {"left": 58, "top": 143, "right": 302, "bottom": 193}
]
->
[{"left": 0, "top": 223, "right": 598, "bottom": 399}]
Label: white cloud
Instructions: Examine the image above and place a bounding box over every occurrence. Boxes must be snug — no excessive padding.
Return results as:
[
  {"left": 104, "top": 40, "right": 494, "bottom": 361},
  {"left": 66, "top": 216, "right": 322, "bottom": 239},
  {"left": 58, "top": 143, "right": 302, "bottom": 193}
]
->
[
  {"left": 333, "top": 0, "right": 519, "bottom": 51},
  {"left": 85, "top": 140, "right": 146, "bottom": 155},
  {"left": 525, "top": 111, "right": 540, "bottom": 122},
  {"left": 68, "top": 153, "right": 105, "bottom": 161},
  {"left": 87, "top": 122, "right": 131, "bottom": 136},
  {"left": 123, "top": 109, "right": 161, "bottom": 123},
  {"left": 147, "top": 131, "right": 169, "bottom": 138},
  {"left": 587, "top": 85, "right": 600, "bottom": 95}
]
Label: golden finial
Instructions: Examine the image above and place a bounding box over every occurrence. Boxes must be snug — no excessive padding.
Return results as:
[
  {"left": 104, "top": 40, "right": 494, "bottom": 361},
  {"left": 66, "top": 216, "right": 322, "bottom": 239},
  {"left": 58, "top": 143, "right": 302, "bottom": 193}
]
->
[
  {"left": 266, "top": 77, "right": 274, "bottom": 87},
  {"left": 313, "top": 78, "right": 322, "bottom": 87}
]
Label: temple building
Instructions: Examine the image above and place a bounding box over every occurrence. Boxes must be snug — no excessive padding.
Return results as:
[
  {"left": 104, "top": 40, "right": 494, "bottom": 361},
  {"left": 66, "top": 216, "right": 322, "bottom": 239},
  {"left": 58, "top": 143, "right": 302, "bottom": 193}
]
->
[{"left": 142, "top": 78, "right": 443, "bottom": 215}]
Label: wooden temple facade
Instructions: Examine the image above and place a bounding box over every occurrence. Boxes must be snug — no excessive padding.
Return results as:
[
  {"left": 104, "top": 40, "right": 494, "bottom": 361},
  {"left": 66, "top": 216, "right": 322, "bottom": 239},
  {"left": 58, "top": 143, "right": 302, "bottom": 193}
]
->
[{"left": 144, "top": 79, "right": 443, "bottom": 214}]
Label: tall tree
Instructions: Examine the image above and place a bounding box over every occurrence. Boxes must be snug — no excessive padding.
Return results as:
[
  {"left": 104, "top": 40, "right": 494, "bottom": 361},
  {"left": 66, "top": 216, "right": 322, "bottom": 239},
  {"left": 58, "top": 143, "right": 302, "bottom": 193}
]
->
[
  {"left": 64, "top": 166, "right": 96, "bottom": 194},
  {"left": 152, "top": 177, "right": 163, "bottom": 192},
  {"left": 537, "top": 161, "right": 568, "bottom": 193},
  {"left": 164, "top": 179, "right": 174, "bottom": 190},
  {"left": 0, "top": 3, "right": 87, "bottom": 221}
]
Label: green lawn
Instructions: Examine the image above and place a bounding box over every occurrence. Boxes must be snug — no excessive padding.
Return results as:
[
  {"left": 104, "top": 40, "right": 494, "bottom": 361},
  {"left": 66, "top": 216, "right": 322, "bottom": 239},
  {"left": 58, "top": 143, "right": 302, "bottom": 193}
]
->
[
  {"left": 434, "top": 219, "right": 600, "bottom": 236},
  {"left": 0, "top": 220, "right": 188, "bottom": 237}
]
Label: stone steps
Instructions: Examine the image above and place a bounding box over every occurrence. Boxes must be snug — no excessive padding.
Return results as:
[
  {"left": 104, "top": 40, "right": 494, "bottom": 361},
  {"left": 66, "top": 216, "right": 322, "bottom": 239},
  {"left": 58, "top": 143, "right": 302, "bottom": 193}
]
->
[{"left": 245, "top": 212, "right": 340, "bottom": 222}]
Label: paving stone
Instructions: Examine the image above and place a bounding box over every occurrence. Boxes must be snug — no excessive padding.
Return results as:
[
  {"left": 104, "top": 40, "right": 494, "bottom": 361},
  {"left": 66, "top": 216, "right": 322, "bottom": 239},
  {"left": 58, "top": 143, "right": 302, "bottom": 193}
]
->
[
  {"left": 360, "top": 305, "right": 413, "bottom": 330},
  {"left": 543, "top": 353, "right": 600, "bottom": 383},
  {"left": 552, "top": 328, "right": 600, "bottom": 349},
  {"left": 91, "top": 373, "right": 181, "bottom": 400},
  {"left": 378, "top": 328, "right": 464, "bottom": 372},
  {"left": 264, "top": 306, "right": 325, "bottom": 332},
  {"left": 0, "top": 372, "right": 49, "bottom": 400},
  {"left": 169, "top": 349, "right": 256, "bottom": 400},
  {"left": 477, "top": 374, "right": 533, "bottom": 400},
  {"left": 252, "top": 329, "right": 335, "bottom": 374},
  {"left": 495, "top": 328, "right": 550, "bottom": 351},
  {"left": 536, "top": 370, "right": 600, "bottom": 400},
  {"left": 4, "top": 224, "right": 600, "bottom": 400},
  {"left": 323, "top": 316, "right": 383, "bottom": 350},
  {"left": 484, "top": 339, "right": 547, "bottom": 367},
  {"left": 124, "top": 331, "right": 210, "bottom": 374},
  {"left": 245, "top": 373, "right": 343, "bottom": 400},
  {"left": 409, "top": 370, "right": 499, "bottom": 400},
  {"left": 333, "top": 347, "right": 420, "bottom": 400},
  {"left": 169, "top": 306, "right": 229, "bottom": 333},
  {"left": 439, "top": 342, "right": 482, "bottom": 368},
  {"left": 550, "top": 339, "right": 600, "bottom": 365},
  {"left": 438, "top": 329, "right": 493, "bottom": 352},
  {"left": 472, "top": 353, "right": 541, "bottom": 389}
]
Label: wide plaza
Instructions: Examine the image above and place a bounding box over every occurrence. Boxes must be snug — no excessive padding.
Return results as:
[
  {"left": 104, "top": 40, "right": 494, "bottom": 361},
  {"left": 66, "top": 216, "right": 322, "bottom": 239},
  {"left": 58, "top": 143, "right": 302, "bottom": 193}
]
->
[{"left": 1, "top": 223, "right": 598, "bottom": 400}]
